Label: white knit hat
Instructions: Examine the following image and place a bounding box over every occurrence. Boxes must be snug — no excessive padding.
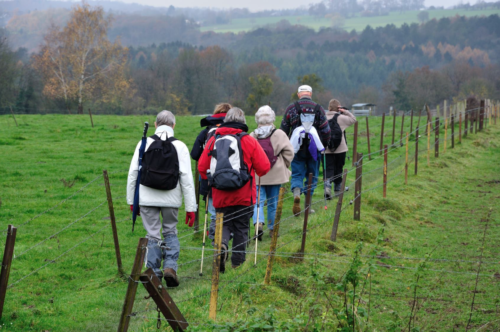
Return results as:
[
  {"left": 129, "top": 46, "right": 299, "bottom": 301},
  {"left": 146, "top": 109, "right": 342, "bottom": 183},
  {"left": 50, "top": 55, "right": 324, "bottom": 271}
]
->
[{"left": 255, "top": 105, "right": 275, "bottom": 126}]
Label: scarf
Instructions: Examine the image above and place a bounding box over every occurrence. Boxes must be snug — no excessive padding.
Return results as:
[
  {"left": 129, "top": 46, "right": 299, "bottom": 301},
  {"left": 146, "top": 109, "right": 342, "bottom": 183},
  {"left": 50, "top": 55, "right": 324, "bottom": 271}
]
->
[{"left": 254, "top": 125, "right": 275, "bottom": 139}]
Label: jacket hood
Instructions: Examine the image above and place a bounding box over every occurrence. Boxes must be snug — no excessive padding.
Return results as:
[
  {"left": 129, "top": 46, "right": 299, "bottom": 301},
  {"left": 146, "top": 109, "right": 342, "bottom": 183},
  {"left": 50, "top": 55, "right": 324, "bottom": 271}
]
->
[
  {"left": 200, "top": 113, "right": 226, "bottom": 127},
  {"left": 216, "top": 121, "right": 249, "bottom": 134}
]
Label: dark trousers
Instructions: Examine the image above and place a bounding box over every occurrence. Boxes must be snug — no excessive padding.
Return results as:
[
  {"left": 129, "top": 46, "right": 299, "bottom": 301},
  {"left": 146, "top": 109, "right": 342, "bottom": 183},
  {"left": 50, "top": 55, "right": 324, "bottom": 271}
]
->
[
  {"left": 324, "top": 152, "right": 346, "bottom": 188},
  {"left": 215, "top": 205, "right": 252, "bottom": 267}
]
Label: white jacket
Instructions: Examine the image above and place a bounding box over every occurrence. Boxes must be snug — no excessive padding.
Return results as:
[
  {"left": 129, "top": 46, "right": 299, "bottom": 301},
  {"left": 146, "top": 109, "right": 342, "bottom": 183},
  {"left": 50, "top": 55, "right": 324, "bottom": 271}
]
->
[
  {"left": 290, "top": 125, "right": 325, "bottom": 154},
  {"left": 126, "top": 125, "right": 197, "bottom": 212}
]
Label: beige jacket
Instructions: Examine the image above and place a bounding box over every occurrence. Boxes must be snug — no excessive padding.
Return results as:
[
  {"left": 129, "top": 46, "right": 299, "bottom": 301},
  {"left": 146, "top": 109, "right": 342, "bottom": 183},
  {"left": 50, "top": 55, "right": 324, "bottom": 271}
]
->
[
  {"left": 325, "top": 109, "right": 357, "bottom": 154},
  {"left": 250, "top": 128, "right": 294, "bottom": 185}
]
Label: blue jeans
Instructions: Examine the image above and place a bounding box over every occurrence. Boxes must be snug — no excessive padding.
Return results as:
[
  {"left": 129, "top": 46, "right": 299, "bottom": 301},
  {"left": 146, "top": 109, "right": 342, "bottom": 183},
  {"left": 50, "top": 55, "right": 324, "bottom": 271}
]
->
[
  {"left": 207, "top": 196, "right": 216, "bottom": 240},
  {"left": 253, "top": 184, "right": 281, "bottom": 230},
  {"left": 291, "top": 149, "right": 319, "bottom": 196}
]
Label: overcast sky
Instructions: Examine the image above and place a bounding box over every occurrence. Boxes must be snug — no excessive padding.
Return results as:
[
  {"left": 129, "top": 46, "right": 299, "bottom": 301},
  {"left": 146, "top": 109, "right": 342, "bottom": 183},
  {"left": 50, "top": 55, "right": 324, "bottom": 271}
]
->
[{"left": 119, "top": 0, "right": 491, "bottom": 12}]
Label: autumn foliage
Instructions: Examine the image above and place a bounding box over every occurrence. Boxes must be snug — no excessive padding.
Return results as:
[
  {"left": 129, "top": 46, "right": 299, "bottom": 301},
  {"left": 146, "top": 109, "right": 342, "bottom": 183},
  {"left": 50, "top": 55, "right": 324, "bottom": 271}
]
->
[{"left": 33, "top": 3, "right": 128, "bottom": 114}]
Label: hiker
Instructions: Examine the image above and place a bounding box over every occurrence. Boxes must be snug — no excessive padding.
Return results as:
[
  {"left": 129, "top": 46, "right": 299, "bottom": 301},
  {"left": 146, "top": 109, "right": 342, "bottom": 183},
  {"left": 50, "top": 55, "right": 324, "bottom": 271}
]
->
[
  {"left": 190, "top": 103, "right": 232, "bottom": 245},
  {"left": 250, "top": 105, "right": 294, "bottom": 239},
  {"left": 323, "top": 99, "right": 356, "bottom": 199},
  {"left": 198, "top": 107, "right": 270, "bottom": 271},
  {"left": 126, "top": 110, "right": 196, "bottom": 287},
  {"left": 280, "top": 85, "right": 330, "bottom": 216}
]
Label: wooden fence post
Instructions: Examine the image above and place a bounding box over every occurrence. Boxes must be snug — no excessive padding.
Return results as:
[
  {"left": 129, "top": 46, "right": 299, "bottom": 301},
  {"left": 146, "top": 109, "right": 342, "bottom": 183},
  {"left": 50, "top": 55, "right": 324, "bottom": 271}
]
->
[
  {"left": 264, "top": 187, "right": 286, "bottom": 285},
  {"left": 353, "top": 154, "right": 363, "bottom": 221},
  {"left": 331, "top": 169, "right": 348, "bottom": 241},
  {"left": 444, "top": 118, "right": 448, "bottom": 153},
  {"left": 392, "top": 108, "right": 396, "bottom": 146},
  {"left": 465, "top": 112, "right": 468, "bottom": 137},
  {"left": 405, "top": 133, "right": 409, "bottom": 185},
  {"left": 0, "top": 225, "right": 17, "bottom": 320},
  {"left": 118, "top": 238, "right": 148, "bottom": 332},
  {"left": 194, "top": 163, "right": 200, "bottom": 232},
  {"left": 427, "top": 122, "right": 431, "bottom": 166},
  {"left": 352, "top": 121, "right": 358, "bottom": 166},
  {"left": 471, "top": 109, "right": 479, "bottom": 134},
  {"left": 459, "top": 113, "right": 462, "bottom": 143},
  {"left": 209, "top": 212, "right": 224, "bottom": 321},
  {"left": 451, "top": 115, "right": 455, "bottom": 149},
  {"left": 414, "top": 127, "right": 419, "bottom": 175},
  {"left": 9, "top": 106, "right": 18, "bottom": 127},
  {"left": 88, "top": 108, "right": 94, "bottom": 128},
  {"left": 299, "top": 173, "right": 313, "bottom": 258},
  {"left": 383, "top": 145, "right": 388, "bottom": 198},
  {"left": 140, "top": 268, "right": 189, "bottom": 332},
  {"left": 365, "top": 117, "right": 372, "bottom": 160},
  {"left": 434, "top": 117, "right": 439, "bottom": 158},
  {"left": 479, "top": 100, "right": 485, "bottom": 131},
  {"left": 103, "top": 170, "right": 124, "bottom": 275},
  {"left": 400, "top": 113, "right": 405, "bottom": 147},
  {"left": 380, "top": 113, "right": 385, "bottom": 155},
  {"left": 410, "top": 109, "right": 414, "bottom": 134}
]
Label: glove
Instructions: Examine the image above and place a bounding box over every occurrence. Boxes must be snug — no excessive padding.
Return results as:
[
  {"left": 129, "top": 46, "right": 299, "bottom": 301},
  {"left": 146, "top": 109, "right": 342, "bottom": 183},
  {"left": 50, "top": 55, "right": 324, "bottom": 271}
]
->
[
  {"left": 185, "top": 212, "right": 195, "bottom": 227},
  {"left": 130, "top": 205, "right": 140, "bottom": 216}
]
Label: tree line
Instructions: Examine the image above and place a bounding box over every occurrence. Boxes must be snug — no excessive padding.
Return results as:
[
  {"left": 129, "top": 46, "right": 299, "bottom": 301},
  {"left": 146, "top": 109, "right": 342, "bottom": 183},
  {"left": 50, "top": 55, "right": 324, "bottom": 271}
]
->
[{"left": 0, "top": 4, "right": 499, "bottom": 115}]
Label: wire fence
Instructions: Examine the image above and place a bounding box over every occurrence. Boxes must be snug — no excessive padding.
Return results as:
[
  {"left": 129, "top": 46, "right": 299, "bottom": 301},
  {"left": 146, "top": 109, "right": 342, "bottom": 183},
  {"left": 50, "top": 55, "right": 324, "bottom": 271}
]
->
[{"left": 1, "top": 101, "right": 499, "bottom": 331}]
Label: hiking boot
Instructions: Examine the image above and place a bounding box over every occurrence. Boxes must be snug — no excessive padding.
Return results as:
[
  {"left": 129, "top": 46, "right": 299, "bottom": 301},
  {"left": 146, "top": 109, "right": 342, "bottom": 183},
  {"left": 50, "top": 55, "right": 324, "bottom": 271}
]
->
[
  {"left": 257, "top": 223, "right": 264, "bottom": 241},
  {"left": 325, "top": 187, "right": 332, "bottom": 200},
  {"left": 163, "top": 268, "right": 179, "bottom": 288},
  {"left": 293, "top": 196, "right": 301, "bottom": 216},
  {"left": 334, "top": 183, "right": 341, "bottom": 192},
  {"left": 220, "top": 243, "right": 228, "bottom": 274}
]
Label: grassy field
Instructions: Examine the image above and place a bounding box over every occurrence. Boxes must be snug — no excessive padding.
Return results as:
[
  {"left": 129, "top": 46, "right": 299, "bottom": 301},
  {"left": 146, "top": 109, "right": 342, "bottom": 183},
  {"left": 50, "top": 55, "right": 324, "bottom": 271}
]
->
[
  {"left": 200, "top": 8, "right": 500, "bottom": 33},
  {"left": 0, "top": 111, "right": 499, "bottom": 331}
]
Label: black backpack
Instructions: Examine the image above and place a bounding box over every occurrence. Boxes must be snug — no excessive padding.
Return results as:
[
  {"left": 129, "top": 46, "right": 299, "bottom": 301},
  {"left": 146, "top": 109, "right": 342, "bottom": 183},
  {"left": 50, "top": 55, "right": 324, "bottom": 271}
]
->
[
  {"left": 207, "top": 133, "right": 250, "bottom": 191},
  {"left": 140, "top": 135, "right": 180, "bottom": 190},
  {"left": 327, "top": 114, "right": 344, "bottom": 151},
  {"left": 294, "top": 101, "right": 321, "bottom": 125}
]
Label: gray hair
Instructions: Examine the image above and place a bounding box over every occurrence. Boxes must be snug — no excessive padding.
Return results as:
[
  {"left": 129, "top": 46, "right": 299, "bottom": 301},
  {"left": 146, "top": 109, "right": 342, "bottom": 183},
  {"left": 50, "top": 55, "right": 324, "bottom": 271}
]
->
[
  {"left": 255, "top": 105, "right": 275, "bottom": 126},
  {"left": 156, "top": 110, "right": 175, "bottom": 127},
  {"left": 224, "top": 107, "right": 246, "bottom": 124}
]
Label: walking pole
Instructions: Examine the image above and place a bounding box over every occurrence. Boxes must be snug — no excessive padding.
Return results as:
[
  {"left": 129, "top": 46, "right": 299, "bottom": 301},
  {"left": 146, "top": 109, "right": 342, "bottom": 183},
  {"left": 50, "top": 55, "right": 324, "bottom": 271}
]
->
[
  {"left": 199, "top": 192, "right": 211, "bottom": 276},
  {"left": 254, "top": 177, "right": 262, "bottom": 266},
  {"left": 323, "top": 152, "right": 327, "bottom": 210}
]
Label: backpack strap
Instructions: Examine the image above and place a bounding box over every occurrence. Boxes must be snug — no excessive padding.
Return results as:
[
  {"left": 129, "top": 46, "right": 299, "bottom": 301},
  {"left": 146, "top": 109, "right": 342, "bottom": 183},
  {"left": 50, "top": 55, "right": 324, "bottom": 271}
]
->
[
  {"left": 168, "top": 137, "right": 177, "bottom": 143},
  {"left": 294, "top": 101, "right": 302, "bottom": 115}
]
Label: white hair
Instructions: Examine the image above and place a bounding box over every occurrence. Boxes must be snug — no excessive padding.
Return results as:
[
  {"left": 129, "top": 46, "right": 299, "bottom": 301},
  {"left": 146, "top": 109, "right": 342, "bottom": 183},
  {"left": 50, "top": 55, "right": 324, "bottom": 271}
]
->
[
  {"left": 156, "top": 110, "right": 175, "bottom": 127},
  {"left": 255, "top": 105, "right": 275, "bottom": 126},
  {"left": 224, "top": 107, "right": 246, "bottom": 124}
]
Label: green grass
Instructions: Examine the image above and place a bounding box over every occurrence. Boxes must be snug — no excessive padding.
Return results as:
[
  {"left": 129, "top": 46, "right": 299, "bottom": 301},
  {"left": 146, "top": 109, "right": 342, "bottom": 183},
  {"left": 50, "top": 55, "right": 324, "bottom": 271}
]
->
[
  {"left": 0, "top": 112, "right": 499, "bottom": 331},
  {"left": 200, "top": 8, "right": 500, "bottom": 33}
]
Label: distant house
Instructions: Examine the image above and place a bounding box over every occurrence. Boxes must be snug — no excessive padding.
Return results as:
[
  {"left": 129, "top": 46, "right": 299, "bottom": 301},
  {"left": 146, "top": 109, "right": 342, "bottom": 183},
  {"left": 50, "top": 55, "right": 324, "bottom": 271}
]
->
[{"left": 351, "top": 103, "right": 376, "bottom": 116}]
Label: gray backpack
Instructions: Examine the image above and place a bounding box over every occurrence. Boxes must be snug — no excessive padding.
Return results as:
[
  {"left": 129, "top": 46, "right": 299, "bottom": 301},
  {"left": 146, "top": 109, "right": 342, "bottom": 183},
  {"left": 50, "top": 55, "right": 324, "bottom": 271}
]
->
[{"left": 207, "top": 133, "right": 250, "bottom": 190}]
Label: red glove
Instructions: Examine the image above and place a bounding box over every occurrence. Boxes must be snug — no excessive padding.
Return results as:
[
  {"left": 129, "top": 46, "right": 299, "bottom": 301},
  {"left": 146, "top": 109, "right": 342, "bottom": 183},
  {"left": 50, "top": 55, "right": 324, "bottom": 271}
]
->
[
  {"left": 185, "top": 212, "right": 195, "bottom": 227},
  {"left": 130, "top": 205, "right": 140, "bottom": 216}
]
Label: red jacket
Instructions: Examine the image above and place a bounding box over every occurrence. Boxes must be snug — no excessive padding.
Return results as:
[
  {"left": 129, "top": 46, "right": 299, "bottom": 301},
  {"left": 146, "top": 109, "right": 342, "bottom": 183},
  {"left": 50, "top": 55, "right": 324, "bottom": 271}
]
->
[{"left": 198, "top": 125, "right": 271, "bottom": 208}]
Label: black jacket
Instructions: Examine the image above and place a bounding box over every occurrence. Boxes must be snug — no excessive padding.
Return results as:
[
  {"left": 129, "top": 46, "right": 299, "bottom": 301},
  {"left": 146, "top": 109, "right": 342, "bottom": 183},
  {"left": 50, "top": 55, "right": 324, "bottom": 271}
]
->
[{"left": 190, "top": 114, "right": 226, "bottom": 197}]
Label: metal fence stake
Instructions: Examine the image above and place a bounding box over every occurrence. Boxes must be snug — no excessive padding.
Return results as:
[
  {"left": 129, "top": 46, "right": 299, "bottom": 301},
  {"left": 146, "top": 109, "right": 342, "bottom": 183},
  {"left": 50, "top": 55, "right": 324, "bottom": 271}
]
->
[
  {"left": 354, "top": 154, "right": 363, "bottom": 221},
  {"left": 383, "top": 145, "right": 388, "bottom": 198}
]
